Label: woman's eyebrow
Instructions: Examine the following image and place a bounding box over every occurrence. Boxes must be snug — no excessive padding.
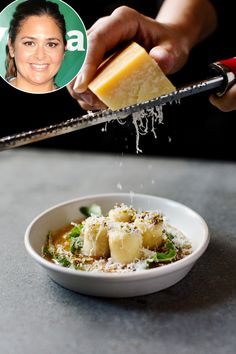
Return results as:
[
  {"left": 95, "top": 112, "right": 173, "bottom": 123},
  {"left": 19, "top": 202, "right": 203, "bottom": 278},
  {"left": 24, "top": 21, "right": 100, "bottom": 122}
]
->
[
  {"left": 47, "top": 37, "right": 61, "bottom": 41},
  {"left": 20, "top": 36, "right": 61, "bottom": 41},
  {"left": 20, "top": 36, "right": 36, "bottom": 40}
]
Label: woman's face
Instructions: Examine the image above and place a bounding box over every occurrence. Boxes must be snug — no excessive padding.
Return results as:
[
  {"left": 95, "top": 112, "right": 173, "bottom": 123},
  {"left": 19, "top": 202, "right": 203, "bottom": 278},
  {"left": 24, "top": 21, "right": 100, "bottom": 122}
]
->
[{"left": 8, "top": 15, "right": 65, "bottom": 92}]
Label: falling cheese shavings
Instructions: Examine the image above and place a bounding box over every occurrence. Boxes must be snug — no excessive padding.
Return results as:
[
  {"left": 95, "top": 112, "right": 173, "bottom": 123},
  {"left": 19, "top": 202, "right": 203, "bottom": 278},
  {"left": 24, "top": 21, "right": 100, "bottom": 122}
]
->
[
  {"left": 116, "top": 182, "right": 122, "bottom": 190},
  {"left": 131, "top": 106, "right": 164, "bottom": 153},
  {"left": 97, "top": 104, "right": 164, "bottom": 154}
]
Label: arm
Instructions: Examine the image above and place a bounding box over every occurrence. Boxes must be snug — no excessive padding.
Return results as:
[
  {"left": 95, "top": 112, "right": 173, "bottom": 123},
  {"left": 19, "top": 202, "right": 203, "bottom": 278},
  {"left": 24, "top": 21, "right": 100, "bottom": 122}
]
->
[
  {"left": 156, "top": 0, "right": 217, "bottom": 47},
  {"left": 157, "top": 0, "right": 236, "bottom": 113},
  {"left": 68, "top": 0, "right": 218, "bottom": 110},
  {"left": 152, "top": 0, "right": 217, "bottom": 72}
]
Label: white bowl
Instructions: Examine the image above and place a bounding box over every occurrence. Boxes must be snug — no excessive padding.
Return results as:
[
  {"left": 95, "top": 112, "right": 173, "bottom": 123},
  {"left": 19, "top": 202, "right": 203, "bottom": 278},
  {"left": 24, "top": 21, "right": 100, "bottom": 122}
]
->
[{"left": 24, "top": 193, "right": 209, "bottom": 297}]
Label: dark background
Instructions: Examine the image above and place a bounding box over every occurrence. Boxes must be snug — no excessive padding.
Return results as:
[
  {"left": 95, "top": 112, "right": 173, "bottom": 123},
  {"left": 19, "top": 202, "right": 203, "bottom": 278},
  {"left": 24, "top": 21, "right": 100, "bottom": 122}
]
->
[{"left": 0, "top": 0, "right": 235, "bottom": 160}]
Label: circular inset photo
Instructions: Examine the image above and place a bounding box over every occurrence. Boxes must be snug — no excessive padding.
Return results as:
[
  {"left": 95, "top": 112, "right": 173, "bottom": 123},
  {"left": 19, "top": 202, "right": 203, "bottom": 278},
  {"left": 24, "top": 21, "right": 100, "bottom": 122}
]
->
[{"left": 0, "top": 0, "right": 87, "bottom": 94}]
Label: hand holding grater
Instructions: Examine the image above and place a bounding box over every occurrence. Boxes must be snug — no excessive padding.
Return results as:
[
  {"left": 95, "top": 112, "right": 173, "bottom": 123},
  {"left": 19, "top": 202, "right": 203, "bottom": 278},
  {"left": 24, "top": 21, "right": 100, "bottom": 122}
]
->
[{"left": 0, "top": 57, "right": 235, "bottom": 151}]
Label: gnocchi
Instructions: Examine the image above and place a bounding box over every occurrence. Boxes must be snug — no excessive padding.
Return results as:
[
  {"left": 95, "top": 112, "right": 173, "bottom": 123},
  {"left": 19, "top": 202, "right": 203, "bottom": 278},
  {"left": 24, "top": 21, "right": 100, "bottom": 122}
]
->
[
  {"left": 81, "top": 216, "right": 110, "bottom": 258},
  {"left": 108, "top": 204, "right": 136, "bottom": 223},
  {"left": 108, "top": 223, "right": 142, "bottom": 264},
  {"left": 42, "top": 203, "right": 192, "bottom": 272},
  {"left": 134, "top": 211, "right": 163, "bottom": 249}
]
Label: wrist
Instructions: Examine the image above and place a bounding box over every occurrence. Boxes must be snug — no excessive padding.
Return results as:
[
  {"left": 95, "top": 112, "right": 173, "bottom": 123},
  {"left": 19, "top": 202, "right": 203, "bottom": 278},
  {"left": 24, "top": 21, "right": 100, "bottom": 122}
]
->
[{"left": 156, "top": 0, "right": 218, "bottom": 50}]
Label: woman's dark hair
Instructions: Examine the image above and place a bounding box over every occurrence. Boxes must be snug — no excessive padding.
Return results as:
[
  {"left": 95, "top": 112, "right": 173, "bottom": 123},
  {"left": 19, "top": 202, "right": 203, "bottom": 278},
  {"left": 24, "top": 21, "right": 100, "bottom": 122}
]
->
[{"left": 5, "top": 0, "right": 67, "bottom": 79}]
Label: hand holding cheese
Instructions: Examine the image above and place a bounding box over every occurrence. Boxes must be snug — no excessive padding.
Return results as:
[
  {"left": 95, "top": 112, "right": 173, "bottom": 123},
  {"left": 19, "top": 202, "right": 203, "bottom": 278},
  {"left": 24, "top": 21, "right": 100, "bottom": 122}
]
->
[
  {"left": 88, "top": 42, "right": 175, "bottom": 110},
  {"left": 68, "top": 3, "right": 217, "bottom": 111}
]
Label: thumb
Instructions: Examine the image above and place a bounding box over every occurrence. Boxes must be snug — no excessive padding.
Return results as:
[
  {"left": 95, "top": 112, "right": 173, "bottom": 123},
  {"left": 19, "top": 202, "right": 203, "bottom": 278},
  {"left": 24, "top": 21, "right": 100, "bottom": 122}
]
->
[
  {"left": 73, "top": 62, "right": 98, "bottom": 93},
  {"left": 149, "top": 46, "right": 175, "bottom": 74}
]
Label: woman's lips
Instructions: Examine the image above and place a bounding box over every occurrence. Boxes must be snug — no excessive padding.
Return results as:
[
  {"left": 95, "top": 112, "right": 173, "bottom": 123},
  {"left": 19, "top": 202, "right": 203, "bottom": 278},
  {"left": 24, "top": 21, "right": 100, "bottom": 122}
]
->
[{"left": 30, "top": 63, "right": 49, "bottom": 72}]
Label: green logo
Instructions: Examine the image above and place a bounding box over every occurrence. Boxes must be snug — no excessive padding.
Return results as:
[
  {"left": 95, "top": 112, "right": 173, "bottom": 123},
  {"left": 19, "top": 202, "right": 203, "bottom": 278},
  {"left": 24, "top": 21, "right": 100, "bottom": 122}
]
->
[{"left": 0, "top": 0, "right": 87, "bottom": 90}]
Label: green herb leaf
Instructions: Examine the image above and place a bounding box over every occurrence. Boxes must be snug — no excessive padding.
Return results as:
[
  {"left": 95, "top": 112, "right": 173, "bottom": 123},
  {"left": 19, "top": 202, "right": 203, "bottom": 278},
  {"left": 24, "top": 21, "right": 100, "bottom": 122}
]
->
[
  {"left": 69, "top": 225, "right": 84, "bottom": 254},
  {"left": 55, "top": 256, "right": 71, "bottom": 267},
  {"left": 70, "top": 236, "right": 83, "bottom": 254},
  {"left": 69, "top": 225, "right": 83, "bottom": 238},
  {"left": 43, "top": 231, "right": 55, "bottom": 257},
  {"left": 80, "top": 204, "right": 102, "bottom": 217},
  {"left": 42, "top": 246, "right": 52, "bottom": 257},
  {"left": 155, "top": 241, "right": 176, "bottom": 261},
  {"left": 147, "top": 240, "right": 177, "bottom": 267},
  {"left": 165, "top": 232, "right": 174, "bottom": 241}
]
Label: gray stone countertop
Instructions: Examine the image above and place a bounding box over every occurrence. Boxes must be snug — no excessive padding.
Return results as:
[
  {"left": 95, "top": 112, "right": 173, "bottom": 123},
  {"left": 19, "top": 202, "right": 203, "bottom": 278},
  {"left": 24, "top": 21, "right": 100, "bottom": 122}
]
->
[{"left": 0, "top": 148, "right": 235, "bottom": 354}]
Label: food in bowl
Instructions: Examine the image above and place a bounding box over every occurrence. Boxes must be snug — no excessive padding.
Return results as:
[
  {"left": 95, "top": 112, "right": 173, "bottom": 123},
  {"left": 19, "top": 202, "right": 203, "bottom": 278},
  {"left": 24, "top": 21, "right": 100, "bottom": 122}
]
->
[
  {"left": 25, "top": 193, "right": 209, "bottom": 297},
  {"left": 42, "top": 203, "right": 192, "bottom": 273}
]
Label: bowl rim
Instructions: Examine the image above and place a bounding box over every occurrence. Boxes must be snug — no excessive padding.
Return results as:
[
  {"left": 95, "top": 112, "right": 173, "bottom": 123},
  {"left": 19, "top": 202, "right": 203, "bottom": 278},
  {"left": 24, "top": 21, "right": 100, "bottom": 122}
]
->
[{"left": 24, "top": 192, "right": 210, "bottom": 280}]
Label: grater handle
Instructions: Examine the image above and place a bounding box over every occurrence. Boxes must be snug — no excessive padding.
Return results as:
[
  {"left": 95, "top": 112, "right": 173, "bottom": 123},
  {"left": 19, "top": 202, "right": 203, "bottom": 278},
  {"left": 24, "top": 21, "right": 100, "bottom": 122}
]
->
[
  {"left": 209, "top": 57, "right": 236, "bottom": 97},
  {"left": 218, "top": 57, "right": 236, "bottom": 75}
]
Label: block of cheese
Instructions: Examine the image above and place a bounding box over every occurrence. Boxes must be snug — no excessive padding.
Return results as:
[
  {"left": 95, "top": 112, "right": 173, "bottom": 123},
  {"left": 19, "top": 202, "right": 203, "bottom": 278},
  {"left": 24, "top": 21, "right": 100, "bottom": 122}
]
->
[{"left": 88, "top": 42, "right": 175, "bottom": 110}]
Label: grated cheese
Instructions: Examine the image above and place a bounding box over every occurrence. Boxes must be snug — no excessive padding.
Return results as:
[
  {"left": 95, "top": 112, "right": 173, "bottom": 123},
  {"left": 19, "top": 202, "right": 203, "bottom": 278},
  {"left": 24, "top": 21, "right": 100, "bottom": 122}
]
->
[
  {"left": 43, "top": 204, "right": 192, "bottom": 273},
  {"left": 131, "top": 105, "right": 164, "bottom": 153}
]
